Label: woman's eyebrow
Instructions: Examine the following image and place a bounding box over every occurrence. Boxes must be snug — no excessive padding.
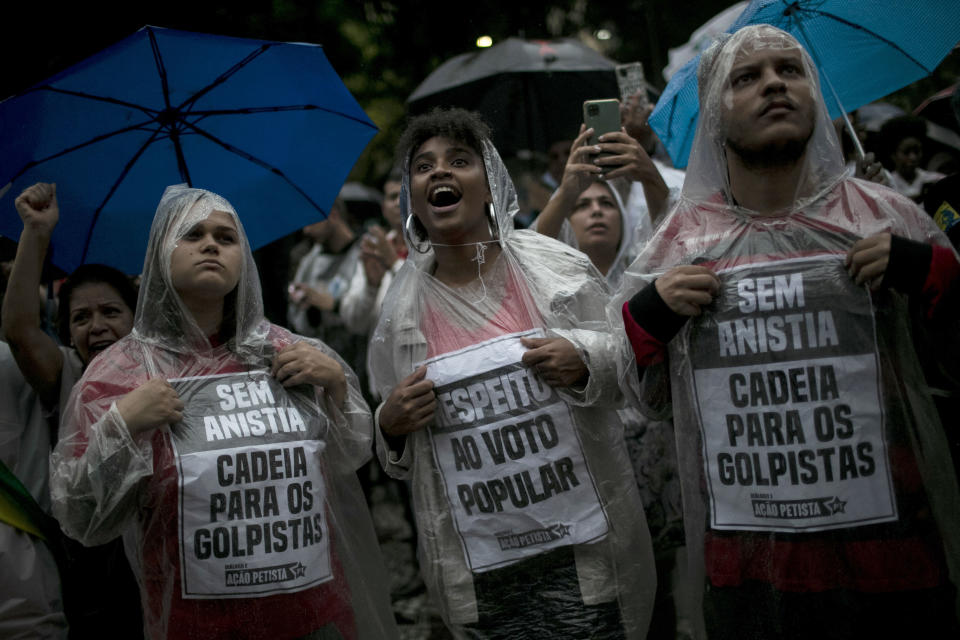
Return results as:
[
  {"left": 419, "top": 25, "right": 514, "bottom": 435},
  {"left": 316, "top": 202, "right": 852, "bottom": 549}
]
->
[{"left": 411, "top": 150, "right": 436, "bottom": 164}]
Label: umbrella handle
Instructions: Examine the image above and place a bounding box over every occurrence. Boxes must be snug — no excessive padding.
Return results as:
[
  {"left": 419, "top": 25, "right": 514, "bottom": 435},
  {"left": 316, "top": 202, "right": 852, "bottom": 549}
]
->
[{"left": 837, "top": 108, "right": 866, "bottom": 162}]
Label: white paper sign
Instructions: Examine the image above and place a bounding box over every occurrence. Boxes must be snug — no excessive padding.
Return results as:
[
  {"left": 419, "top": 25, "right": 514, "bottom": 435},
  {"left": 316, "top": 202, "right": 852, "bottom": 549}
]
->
[
  {"left": 689, "top": 257, "right": 897, "bottom": 532},
  {"left": 421, "top": 330, "right": 609, "bottom": 572},
  {"left": 169, "top": 371, "right": 333, "bottom": 598}
]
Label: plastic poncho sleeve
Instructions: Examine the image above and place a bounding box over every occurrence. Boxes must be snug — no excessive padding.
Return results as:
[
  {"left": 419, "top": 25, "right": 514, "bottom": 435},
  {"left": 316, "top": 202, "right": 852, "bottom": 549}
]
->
[
  {"left": 373, "top": 403, "right": 413, "bottom": 480},
  {"left": 50, "top": 374, "right": 155, "bottom": 546},
  {"left": 285, "top": 334, "right": 374, "bottom": 475},
  {"left": 512, "top": 230, "right": 624, "bottom": 410},
  {"left": 338, "top": 261, "right": 377, "bottom": 335},
  {"left": 51, "top": 333, "right": 374, "bottom": 548}
]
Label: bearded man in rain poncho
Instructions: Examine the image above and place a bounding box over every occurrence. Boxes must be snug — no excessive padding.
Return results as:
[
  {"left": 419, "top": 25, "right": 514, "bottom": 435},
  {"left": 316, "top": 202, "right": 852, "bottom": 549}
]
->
[
  {"left": 49, "top": 186, "right": 397, "bottom": 639},
  {"left": 613, "top": 25, "right": 960, "bottom": 639},
  {"left": 368, "top": 108, "right": 656, "bottom": 639}
]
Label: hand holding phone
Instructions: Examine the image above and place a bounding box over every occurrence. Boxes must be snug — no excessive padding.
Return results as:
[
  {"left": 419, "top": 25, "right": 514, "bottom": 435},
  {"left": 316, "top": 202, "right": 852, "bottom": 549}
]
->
[
  {"left": 616, "top": 62, "right": 651, "bottom": 108},
  {"left": 582, "top": 99, "right": 621, "bottom": 149}
]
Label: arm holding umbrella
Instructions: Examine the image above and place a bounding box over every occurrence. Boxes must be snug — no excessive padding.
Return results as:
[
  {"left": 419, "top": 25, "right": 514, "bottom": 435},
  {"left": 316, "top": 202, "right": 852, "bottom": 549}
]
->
[{"left": 2, "top": 183, "right": 64, "bottom": 407}]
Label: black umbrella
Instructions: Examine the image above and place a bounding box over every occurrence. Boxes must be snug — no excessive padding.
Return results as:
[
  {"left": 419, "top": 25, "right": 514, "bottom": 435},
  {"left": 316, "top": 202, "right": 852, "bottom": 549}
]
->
[{"left": 407, "top": 38, "right": 619, "bottom": 157}]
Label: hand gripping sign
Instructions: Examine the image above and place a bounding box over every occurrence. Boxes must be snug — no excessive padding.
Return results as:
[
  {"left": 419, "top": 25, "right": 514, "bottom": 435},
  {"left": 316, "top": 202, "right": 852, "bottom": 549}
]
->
[
  {"left": 169, "top": 371, "right": 333, "bottom": 598},
  {"left": 688, "top": 256, "right": 897, "bottom": 533},
  {"left": 421, "top": 329, "right": 609, "bottom": 572}
]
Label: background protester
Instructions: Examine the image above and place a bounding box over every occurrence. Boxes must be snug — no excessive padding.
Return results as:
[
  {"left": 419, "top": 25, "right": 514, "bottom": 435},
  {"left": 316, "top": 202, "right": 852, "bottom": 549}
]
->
[
  {"left": 619, "top": 90, "right": 687, "bottom": 245},
  {"left": 339, "top": 165, "right": 427, "bottom": 610},
  {"left": 880, "top": 114, "right": 946, "bottom": 202},
  {"left": 613, "top": 25, "right": 960, "bottom": 639},
  {"left": 369, "top": 107, "right": 655, "bottom": 639},
  {"left": 1, "top": 341, "right": 67, "bottom": 638},
  {"left": 288, "top": 195, "right": 372, "bottom": 404},
  {"left": 2, "top": 182, "right": 142, "bottom": 638},
  {"left": 50, "top": 185, "right": 396, "bottom": 639},
  {"left": 532, "top": 161, "right": 693, "bottom": 637},
  {"left": 341, "top": 166, "right": 408, "bottom": 360}
]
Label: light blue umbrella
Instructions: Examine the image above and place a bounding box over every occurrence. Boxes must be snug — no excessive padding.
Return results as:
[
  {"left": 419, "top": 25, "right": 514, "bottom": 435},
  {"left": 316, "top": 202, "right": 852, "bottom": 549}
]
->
[
  {"left": 650, "top": 0, "right": 960, "bottom": 168},
  {"left": 0, "top": 26, "right": 377, "bottom": 274}
]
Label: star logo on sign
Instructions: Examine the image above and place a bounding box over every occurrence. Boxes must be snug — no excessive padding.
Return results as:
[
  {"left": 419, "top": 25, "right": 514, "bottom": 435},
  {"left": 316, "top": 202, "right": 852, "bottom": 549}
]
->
[
  {"left": 292, "top": 562, "right": 307, "bottom": 578},
  {"left": 552, "top": 523, "right": 571, "bottom": 538},
  {"left": 825, "top": 497, "right": 847, "bottom": 514}
]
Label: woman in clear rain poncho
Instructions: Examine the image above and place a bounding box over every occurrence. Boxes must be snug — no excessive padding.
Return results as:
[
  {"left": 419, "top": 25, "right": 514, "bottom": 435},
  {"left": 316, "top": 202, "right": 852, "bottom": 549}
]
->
[
  {"left": 368, "top": 108, "right": 655, "bottom": 639},
  {"left": 50, "top": 185, "right": 396, "bottom": 640},
  {"left": 612, "top": 25, "right": 960, "bottom": 638},
  {"left": 532, "top": 136, "right": 690, "bottom": 637}
]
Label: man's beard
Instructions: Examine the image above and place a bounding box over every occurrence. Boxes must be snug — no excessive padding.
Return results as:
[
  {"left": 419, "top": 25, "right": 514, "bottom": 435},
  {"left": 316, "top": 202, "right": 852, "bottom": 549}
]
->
[{"left": 726, "top": 129, "right": 812, "bottom": 171}]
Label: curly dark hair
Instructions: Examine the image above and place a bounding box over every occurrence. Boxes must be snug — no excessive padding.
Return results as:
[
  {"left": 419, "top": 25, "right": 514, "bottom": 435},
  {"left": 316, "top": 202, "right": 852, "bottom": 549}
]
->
[
  {"left": 57, "top": 264, "right": 138, "bottom": 345},
  {"left": 879, "top": 115, "right": 928, "bottom": 165},
  {"left": 396, "top": 107, "right": 492, "bottom": 168}
]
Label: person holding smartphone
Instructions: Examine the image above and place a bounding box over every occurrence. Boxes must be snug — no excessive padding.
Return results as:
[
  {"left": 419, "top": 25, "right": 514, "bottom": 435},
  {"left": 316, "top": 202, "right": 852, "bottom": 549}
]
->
[
  {"left": 619, "top": 92, "right": 688, "bottom": 245},
  {"left": 534, "top": 110, "right": 669, "bottom": 282},
  {"left": 531, "top": 118, "right": 696, "bottom": 640}
]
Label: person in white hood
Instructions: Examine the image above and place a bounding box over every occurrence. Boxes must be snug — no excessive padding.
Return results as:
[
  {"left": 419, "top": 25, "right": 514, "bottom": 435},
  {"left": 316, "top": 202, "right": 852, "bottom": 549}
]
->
[
  {"left": 369, "top": 107, "right": 655, "bottom": 639},
  {"left": 50, "top": 185, "right": 397, "bottom": 639},
  {"left": 614, "top": 25, "right": 960, "bottom": 639}
]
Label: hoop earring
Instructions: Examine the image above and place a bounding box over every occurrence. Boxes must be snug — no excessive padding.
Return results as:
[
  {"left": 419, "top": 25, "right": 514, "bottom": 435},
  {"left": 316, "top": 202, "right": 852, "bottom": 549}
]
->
[
  {"left": 486, "top": 202, "right": 499, "bottom": 241},
  {"left": 405, "top": 215, "right": 430, "bottom": 254}
]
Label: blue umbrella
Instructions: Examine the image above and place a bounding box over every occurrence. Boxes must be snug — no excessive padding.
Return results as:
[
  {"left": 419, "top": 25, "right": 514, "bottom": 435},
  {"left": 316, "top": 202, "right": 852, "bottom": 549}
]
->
[
  {"left": 0, "top": 25, "right": 377, "bottom": 274},
  {"left": 650, "top": 0, "right": 960, "bottom": 168}
]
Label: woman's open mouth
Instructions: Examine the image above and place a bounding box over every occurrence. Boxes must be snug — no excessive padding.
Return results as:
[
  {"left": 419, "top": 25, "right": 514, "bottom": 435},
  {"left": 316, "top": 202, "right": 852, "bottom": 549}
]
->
[
  {"left": 428, "top": 184, "right": 462, "bottom": 213},
  {"left": 87, "top": 340, "right": 115, "bottom": 357}
]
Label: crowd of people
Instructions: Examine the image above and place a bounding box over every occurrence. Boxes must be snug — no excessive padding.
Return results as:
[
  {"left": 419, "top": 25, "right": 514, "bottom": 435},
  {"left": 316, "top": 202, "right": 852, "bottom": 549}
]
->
[{"left": 1, "top": 24, "right": 959, "bottom": 640}]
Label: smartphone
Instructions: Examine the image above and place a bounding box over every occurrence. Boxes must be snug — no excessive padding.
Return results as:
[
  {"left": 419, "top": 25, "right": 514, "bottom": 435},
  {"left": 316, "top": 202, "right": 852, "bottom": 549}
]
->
[
  {"left": 616, "top": 62, "right": 650, "bottom": 107},
  {"left": 583, "top": 99, "right": 621, "bottom": 147}
]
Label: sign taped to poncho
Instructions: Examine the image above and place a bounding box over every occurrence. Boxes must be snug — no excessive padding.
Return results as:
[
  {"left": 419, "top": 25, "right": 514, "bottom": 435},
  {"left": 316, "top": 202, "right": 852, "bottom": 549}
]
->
[
  {"left": 169, "top": 370, "right": 333, "bottom": 598},
  {"left": 420, "top": 329, "right": 609, "bottom": 572},
  {"left": 689, "top": 256, "right": 897, "bottom": 532}
]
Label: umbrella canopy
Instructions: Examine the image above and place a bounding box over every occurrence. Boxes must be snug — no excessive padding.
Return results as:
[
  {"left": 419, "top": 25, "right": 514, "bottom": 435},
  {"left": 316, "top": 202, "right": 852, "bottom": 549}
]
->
[
  {"left": 0, "top": 25, "right": 377, "bottom": 274},
  {"left": 650, "top": 0, "right": 960, "bottom": 168},
  {"left": 407, "top": 37, "right": 619, "bottom": 157}
]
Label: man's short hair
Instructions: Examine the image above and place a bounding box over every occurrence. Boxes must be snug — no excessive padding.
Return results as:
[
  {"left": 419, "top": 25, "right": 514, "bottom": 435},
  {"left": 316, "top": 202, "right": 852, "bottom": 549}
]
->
[{"left": 396, "top": 108, "right": 492, "bottom": 167}]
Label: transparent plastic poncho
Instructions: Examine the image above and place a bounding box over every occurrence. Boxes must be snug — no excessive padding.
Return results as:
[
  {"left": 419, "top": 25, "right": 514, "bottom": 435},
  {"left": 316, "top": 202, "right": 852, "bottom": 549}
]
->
[
  {"left": 539, "top": 181, "right": 686, "bottom": 556},
  {"left": 50, "top": 186, "right": 396, "bottom": 639},
  {"left": 610, "top": 25, "right": 960, "bottom": 630},
  {"left": 368, "top": 139, "right": 656, "bottom": 637}
]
